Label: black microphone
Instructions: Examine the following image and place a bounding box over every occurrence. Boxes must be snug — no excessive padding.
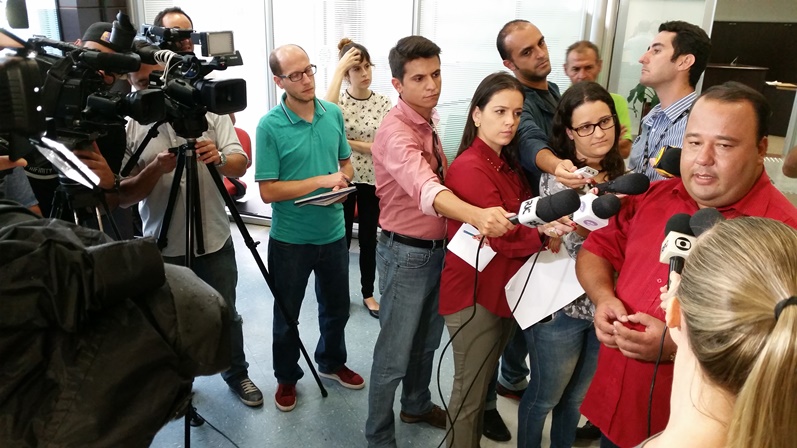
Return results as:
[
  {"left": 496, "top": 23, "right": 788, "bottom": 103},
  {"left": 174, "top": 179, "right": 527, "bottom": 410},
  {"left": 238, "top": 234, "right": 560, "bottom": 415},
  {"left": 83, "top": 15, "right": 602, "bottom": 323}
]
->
[
  {"left": 508, "top": 188, "right": 581, "bottom": 226},
  {"left": 78, "top": 50, "right": 141, "bottom": 73},
  {"left": 6, "top": 0, "right": 29, "bottom": 29},
  {"left": 689, "top": 208, "right": 725, "bottom": 236},
  {"left": 653, "top": 145, "right": 681, "bottom": 178},
  {"left": 659, "top": 213, "right": 696, "bottom": 286},
  {"left": 594, "top": 172, "right": 651, "bottom": 196},
  {"left": 572, "top": 193, "right": 622, "bottom": 231}
]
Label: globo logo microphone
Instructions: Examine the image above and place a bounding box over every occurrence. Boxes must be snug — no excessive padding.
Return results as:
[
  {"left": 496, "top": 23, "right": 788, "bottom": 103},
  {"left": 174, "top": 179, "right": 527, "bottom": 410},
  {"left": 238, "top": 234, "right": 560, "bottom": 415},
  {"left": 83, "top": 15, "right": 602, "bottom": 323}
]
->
[{"left": 674, "top": 237, "right": 692, "bottom": 251}]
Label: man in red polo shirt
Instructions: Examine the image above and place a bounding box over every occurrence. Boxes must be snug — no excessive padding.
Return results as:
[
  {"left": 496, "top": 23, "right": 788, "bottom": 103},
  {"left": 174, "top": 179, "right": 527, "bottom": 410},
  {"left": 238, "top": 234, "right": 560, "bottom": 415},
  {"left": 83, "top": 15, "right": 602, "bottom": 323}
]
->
[{"left": 576, "top": 81, "right": 797, "bottom": 448}]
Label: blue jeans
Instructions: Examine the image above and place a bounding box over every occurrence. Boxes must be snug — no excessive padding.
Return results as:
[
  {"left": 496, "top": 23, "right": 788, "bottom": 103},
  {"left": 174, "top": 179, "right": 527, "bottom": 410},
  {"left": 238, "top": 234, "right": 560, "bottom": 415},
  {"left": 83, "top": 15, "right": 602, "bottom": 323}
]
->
[
  {"left": 163, "top": 236, "right": 248, "bottom": 383},
  {"left": 268, "top": 236, "right": 350, "bottom": 384},
  {"left": 518, "top": 312, "right": 600, "bottom": 448},
  {"left": 365, "top": 235, "right": 445, "bottom": 447}
]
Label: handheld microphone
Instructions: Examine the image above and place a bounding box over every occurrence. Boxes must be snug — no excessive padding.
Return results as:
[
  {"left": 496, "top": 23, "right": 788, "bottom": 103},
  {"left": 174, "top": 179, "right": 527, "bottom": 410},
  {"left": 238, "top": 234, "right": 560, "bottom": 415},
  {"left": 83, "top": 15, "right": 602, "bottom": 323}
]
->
[
  {"left": 508, "top": 188, "right": 580, "bottom": 226},
  {"left": 659, "top": 213, "right": 696, "bottom": 285},
  {"left": 78, "top": 50, "right": 142, "bottom": 73},
  {"left": 573, "top": 193, "right": 622, "bottom": 231},
  {"left": 689, "top": 208, "right": 725, "bottom": 236},
  {"left": 593, "top": 172, "right": 651, "bottom": 196},
  {"left": 653, "top": 146, "right": 681, "bottom": 178}
]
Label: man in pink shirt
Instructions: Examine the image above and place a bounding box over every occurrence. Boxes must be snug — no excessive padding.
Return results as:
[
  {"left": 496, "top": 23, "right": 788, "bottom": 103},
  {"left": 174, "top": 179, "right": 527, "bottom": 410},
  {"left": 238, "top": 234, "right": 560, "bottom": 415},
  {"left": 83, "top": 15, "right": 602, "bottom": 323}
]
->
[{"left": 364, "top": 35, "right": 515, "bottom": 448}]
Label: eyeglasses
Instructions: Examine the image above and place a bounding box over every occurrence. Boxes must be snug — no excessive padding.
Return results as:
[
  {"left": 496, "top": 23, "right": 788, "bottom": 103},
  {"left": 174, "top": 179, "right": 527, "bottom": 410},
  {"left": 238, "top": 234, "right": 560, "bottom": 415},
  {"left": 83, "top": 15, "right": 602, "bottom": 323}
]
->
[
  {"left": 570, "top": 115, "right": 616, "bottom": 137},
  {"left": 278, "top": 64, "right": 317, "bottom": 82}
]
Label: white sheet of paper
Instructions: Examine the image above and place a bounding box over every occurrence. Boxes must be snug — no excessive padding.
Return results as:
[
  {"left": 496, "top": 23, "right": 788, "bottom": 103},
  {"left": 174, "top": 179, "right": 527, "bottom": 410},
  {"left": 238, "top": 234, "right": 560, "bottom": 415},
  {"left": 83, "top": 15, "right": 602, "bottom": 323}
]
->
[
  {"left": 446, "top": 223, "right": 496, "bottom": 272},
  {"left": 504, "top": 249, "right": 585, "bottom": 330}
]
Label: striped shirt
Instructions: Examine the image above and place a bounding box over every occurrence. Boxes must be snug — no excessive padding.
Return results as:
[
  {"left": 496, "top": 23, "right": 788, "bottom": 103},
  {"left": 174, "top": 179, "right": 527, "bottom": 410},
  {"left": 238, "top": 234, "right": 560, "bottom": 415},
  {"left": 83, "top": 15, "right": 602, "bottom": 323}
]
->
[{"left": 628, "top": 91, "right": 696, "bottom": 181}]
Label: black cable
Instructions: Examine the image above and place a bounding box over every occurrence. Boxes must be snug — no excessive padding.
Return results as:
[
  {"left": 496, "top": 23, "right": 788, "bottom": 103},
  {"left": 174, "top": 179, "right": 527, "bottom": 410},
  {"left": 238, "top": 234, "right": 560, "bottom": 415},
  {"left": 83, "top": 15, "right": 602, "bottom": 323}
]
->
[
  {"left": 435, "top": 234, "right": 550, "bottom": 448},
  {"left": 648, "top": 326, "right": 668, "bottom": 437},
  {"left": 192, "top": 408, "right": 241, "bottom": 448},
  {"left": 435, "top": 235, "right": 484, "bottom": 447}
]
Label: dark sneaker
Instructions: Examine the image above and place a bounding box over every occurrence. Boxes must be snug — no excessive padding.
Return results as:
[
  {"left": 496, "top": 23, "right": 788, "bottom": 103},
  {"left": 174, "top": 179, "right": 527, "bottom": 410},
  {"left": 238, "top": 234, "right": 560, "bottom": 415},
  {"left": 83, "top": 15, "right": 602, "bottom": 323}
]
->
[
  {"left": 274, "top": 383, "right": 297, "bottom": 412},
  {"left": 575, "top": 420, "right": 601, "bottom": 440},
  {"left": 319, "top": 365, "right": 365, "bottom": 389},
  {"left": 228, "top": 377, "right": 263, "bottom": 407},
  {"left": 399, "top": 404, "right": 447, "bottom": 430},
  {"left": 482, "top": 408, "right": 511, "bottom": 442},
  {"left": 496, "top": 383, "right": 526, "bottom": 401}
]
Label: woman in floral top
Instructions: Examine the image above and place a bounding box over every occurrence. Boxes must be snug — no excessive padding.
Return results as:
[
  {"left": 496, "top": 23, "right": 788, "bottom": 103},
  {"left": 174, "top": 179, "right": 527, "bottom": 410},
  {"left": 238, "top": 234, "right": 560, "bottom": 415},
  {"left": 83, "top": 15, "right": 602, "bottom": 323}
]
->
[
  {"left": 518, "top": 81, "right": 626, "bottom": 448},
  {"left": 325, "top": 38, "right": 392, "bottom": 319}
]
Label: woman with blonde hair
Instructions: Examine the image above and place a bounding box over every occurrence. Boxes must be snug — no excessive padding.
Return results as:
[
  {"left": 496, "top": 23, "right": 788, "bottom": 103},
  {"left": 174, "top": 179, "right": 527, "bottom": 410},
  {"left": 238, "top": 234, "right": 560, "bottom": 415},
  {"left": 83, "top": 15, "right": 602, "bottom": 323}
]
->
[
  {"left": 325, "top": 38, "right": 392, "bottom": 319},
  {"left": 651, "top": 217, "right": 797, "bottom": 448}
]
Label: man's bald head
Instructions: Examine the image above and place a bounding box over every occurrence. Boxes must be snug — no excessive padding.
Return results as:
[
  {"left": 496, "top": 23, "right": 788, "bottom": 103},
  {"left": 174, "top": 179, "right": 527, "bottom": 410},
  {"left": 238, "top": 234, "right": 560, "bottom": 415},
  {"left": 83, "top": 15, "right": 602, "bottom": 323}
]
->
[{"left": 269, "top": 44, "right": 308, "bottom": 76}]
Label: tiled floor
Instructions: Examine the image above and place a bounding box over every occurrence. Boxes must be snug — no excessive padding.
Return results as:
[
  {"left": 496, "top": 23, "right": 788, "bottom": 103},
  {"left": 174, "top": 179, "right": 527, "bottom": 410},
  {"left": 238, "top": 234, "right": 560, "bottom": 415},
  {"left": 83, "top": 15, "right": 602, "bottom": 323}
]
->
[{"left": 149, "top": 222, "right": 600, "bottom": 448}]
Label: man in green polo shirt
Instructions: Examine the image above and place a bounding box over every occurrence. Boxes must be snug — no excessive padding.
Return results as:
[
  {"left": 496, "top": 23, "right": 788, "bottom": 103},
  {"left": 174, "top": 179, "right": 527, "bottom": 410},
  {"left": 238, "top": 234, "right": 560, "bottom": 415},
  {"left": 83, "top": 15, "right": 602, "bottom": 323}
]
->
[
  {"left": 564, "top": 40, "right": 633, "bottom": 158},
  {"left": 255, "top": 44, "right": 364, "bottom": 413}
]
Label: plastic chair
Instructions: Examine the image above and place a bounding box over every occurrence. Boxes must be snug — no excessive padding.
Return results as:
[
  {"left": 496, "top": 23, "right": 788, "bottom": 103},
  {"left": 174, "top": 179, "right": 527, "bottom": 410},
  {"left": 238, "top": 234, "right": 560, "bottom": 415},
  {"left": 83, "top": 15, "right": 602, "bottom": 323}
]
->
[{"left": 224, "top": 127, "right": 252, "bottom": 201}]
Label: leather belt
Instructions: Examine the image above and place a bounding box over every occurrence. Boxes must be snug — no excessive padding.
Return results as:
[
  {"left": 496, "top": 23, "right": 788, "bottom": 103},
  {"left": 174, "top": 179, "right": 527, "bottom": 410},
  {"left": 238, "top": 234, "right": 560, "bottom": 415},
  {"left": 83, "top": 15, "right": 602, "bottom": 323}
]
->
[{"left": 381, "top": 230, "right": 446, "bottom": 249}]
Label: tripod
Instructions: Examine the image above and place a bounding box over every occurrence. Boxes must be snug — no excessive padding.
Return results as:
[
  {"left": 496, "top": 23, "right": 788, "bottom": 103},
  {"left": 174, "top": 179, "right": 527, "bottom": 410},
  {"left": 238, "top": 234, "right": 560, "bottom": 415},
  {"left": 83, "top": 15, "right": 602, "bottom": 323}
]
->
[
  {"left": 123, "top": 119, "right": 329, "bottom": 447},
  {"left": 50, "top": 180, "right": 121, "bottom": 239}
]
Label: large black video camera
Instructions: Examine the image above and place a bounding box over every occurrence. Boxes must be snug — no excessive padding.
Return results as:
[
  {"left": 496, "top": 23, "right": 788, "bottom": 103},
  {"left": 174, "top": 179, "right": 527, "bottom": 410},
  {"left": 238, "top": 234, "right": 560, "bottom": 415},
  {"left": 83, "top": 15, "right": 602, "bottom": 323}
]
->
[
  {"left": 0, "top": 12, "right": 165, "bottom": 188},
  {"left": 132, "top": 23, "right": 247, "bottom": 139}
]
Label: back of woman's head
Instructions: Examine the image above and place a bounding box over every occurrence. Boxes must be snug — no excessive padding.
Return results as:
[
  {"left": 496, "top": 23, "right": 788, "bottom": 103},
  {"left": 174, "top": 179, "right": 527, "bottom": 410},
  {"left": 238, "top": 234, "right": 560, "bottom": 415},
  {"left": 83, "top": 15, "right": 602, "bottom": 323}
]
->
[
  {"left": 550, "top": 81, "right": 624, "bottom": 179},
  {"left": 678, "top": 217, "right": 797, "bottom": 448},
  {"left": 338, "top": 38, "right": 372, "bottom": 64},
  {"left": 457, "top": 71, "right": 524, "bottom": 159}
]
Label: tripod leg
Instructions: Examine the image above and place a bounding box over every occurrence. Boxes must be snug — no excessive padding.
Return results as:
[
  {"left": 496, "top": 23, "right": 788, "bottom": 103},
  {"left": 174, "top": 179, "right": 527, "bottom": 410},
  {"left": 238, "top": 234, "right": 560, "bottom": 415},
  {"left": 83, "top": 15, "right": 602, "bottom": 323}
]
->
[
  {"left": 187, "top": 151, "right": 206, "bottom": 255},
  {"left": 205, "top": 165, "right": 328, "bottom": 398},
  {"left": 158, "top": 153, "right": 185, "bottom": 251}
]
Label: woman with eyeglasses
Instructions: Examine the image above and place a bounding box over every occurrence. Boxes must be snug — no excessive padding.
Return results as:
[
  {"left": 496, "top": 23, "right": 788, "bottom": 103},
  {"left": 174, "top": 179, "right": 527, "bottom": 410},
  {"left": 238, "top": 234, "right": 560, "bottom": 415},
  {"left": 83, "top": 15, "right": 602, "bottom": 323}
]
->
[
  {"left": 438, "top": 72, "right": 571, "bottom": 448},
  {"left": 325, "top": 38, "right": 392, "bottom": 319},
  {"left": 517, "top": 81, "right": 626, "bottom": 448}
]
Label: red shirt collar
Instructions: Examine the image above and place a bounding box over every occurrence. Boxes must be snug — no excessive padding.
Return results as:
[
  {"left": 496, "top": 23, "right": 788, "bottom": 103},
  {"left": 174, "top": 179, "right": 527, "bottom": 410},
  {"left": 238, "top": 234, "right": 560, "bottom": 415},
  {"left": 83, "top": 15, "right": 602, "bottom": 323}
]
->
[
  {"left": 470, "top": 137, "right": 509, "bottom": 172},
  {"left": 669, "top": 170, "right": 773, "bottom": 217}
]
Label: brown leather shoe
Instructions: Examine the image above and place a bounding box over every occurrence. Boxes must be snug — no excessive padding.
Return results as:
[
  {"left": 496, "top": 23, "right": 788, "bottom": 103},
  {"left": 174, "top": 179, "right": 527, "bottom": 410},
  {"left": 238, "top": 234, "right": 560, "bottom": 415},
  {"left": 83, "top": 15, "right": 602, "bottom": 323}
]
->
[{"left": 399, "top": 404, "right": 447, "bottom": 429}]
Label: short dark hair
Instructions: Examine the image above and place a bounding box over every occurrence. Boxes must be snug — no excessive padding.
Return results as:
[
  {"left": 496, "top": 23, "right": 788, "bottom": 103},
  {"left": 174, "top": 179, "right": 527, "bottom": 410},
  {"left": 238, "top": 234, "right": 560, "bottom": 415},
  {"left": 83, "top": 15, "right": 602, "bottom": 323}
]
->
[
  {"left": 698, "top": 81, "right": 771, "bottom": 141},
  {"left": 496, "top": 19, "right": 531, "bottom": 60},
  {"left": 153, "top": 7, "right": 194, "bottom": 28},
  {"left": 550, "top": 81, "right": 625, "bottom": 180},
  {"left": 565, "top": 40, "right": 601, "bottom": 62},
  {"left": 388, "top": 36, "right": 441, "bottom": 82},
  {"left": 658, "top": 21, "right": 711, "bottom": 88}
]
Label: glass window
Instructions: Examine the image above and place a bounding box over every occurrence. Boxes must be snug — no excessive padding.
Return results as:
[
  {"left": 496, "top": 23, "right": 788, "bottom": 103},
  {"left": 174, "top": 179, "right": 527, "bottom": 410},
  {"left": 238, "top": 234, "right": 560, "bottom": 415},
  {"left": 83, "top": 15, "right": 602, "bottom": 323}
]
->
[{"left": 418, "top": 0, "right": 588, "bottom": 161}]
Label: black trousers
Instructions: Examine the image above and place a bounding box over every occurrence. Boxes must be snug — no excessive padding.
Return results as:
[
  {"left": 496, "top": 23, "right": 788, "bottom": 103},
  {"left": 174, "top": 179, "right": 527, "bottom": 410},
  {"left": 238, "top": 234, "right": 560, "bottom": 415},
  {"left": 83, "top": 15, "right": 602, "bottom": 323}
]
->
[{"left": 343, "top": 183, "right": 380, "bottom": 298}]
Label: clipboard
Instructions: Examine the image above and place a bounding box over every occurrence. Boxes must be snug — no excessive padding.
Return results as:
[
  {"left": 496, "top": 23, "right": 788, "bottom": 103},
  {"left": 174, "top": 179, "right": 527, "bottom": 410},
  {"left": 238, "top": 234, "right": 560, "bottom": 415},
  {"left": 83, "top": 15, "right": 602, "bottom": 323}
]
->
[{"left": 294, "top": 186, "right": 356, "bottom": 207}]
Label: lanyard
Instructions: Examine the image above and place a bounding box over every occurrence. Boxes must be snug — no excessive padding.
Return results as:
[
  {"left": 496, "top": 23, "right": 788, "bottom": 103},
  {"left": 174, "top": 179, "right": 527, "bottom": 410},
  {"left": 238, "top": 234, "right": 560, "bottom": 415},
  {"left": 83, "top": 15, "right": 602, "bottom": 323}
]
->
[{"left": 638, "top": 108, "right": 690, "bottom": 173}]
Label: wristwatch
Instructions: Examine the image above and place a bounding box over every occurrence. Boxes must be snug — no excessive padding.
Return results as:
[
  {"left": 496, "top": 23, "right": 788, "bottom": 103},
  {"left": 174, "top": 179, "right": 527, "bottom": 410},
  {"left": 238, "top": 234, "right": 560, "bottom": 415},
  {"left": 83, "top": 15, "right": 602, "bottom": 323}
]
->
[
  {"left": 216, "top": 151, "right": 228, "bottom": 167},
  {"left": 106, "top": 173, "right": 122, "bottom": 192}
]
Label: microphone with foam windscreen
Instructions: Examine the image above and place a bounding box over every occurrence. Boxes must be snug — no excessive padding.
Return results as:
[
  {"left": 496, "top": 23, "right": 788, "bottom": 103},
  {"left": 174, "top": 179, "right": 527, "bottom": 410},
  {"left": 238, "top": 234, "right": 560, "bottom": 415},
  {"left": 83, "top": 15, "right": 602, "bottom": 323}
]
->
[
  {"left": 593, "top": 172, "right": 651, "bottom": 196},
  {"left": 689, "top": 208, "right": 725, "bottom": 236},
  {"left": 6, "top": 0, "right": 29, "bottom": 29},
  {"left": 659, "top": 213, "right": 696, "bottom": 286},
  {"left": 78, "top": 50, "right": 142, "bottom": 73},
  {"left": 508, "top": 188, "right": 581, "bottom": 226},
  {"left": 653, "top": 145, "right": 681, "bottom": 178},
  {"left": 573, "top": 193, "right": 622, "bottom": 231}
]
